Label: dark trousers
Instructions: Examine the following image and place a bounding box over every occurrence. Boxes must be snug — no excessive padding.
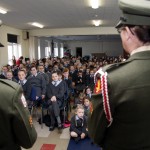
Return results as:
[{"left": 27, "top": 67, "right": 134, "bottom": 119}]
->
[{"left": 48, "top": 101, "right": 61, "bottom": 125}]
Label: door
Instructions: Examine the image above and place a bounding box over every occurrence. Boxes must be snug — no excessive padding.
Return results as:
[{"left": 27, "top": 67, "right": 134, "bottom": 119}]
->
[{"left": 76, "top": 47, "right": 82, "bottom": 57}]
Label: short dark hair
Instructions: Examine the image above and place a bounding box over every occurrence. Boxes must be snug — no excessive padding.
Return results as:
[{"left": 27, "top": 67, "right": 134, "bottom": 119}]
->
[
  {"left": 52, "top": 70, "right": 62, "bottom": 76},
  {"left": 30, "top": 66, "right": 37, "bottom": 71},
  {"left": 18, "top": 69, "right": 26, "bottom": 75},
  {"left": 130, "top": 25, "right": 150, "bottom": 43}
]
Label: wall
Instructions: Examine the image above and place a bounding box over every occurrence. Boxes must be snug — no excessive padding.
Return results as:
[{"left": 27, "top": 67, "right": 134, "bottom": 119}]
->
[
  {"left": 39, "top": 37, "right": 64, "bottom": 58},
  {"left": 0, "top": 25, "right": 121, "bottom": 68},
  {"left": 67, "top": 40, "right": 123, "bottom": 57},
  {"left": 0, "top": 25, "right": 29, "bottom": 68},
  {"left": 30, "top": 27, "right": 118, "bottom": 36}
]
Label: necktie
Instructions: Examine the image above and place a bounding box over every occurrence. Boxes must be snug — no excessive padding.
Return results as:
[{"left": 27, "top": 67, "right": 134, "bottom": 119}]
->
[
  {"left": 54, "top": 81, "right": 57, "bottom": 86},
  {"left": 20, "top": 80, "right": 24, "bottom": 86},
  {"left": 80, "top": 118, "right": 83, "bottom": 126}
]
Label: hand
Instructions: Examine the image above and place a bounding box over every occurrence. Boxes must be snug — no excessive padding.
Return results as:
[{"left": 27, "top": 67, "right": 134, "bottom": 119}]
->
[
  {"left": 53, "top": 96, "right": 56, "bottom": 101},
  {"left": 53, "top": 96, "right": 56, "bottom": 100},
  {"left": 51, "top": 96, "right": 56, "bottom": 101},
  {"left": 72, "top": 82, "right": 75, "bottom": 86},
  {"left": 80, "top": 133, "right": 85, "bottom": 139},
  {"left": 42, "top": 95, "right": 45, "bottom": 99},
  {"left": 51, "top": 96, "right": 54, "bottom": 101}
]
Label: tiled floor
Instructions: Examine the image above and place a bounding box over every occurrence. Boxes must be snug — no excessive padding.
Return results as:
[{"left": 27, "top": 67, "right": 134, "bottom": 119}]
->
[
  {"left": 22, "top": 103, "right": 75, "bottom": 150},
  {"left": 22, "top": 120, "right": 70, "bottom": 150}
]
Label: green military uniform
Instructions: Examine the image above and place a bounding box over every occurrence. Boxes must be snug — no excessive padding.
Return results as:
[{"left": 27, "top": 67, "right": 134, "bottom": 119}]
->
[
  {"left": 88, "top": 0, "right": 150, "bottom": 150},
  {"left": 88, "top": 51, "right": 150, "bottom": 150},
  {"left": 0, "top": 79, "right": 37, "bottom": 150}
]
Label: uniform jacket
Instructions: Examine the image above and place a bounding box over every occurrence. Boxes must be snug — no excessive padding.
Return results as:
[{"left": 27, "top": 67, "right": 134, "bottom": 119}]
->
[
  {"left": 19, "top": 80, "right": 32, "bottom": 100},
  {"left": 46, "top": 80, "right": 66, "bottom": 106},
  {"left": 0, "top": 79, "right": 37, "bottom": 150},
  {"left": 85, "top": 74, "right": 95, "bottom": 91},
  {"left": 88, "top": 51, "right": 150, "bottom": 150},
  {"left": 27, "top": 74, "right": 46, "bottom": 97},
  {"left": 38, "top": 72, "right": 50, "bottom": 85},
  {"left": 69, "top": 70, "right": 77, "bottom": 82}
]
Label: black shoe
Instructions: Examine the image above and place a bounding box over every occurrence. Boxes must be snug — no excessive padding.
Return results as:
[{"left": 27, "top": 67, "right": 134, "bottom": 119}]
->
[
  {"left": 58, "top": 124, "right": 63, "bottom": 133},
  {"left": 74, "top": 137, "right": 81, "bottom": 143},
  {"left": 49, "top": 126, "right": 55, "bottom": 131}
]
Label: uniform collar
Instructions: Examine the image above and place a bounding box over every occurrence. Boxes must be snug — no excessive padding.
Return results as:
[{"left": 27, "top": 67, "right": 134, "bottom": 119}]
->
[
  {"left": 130, "top": 45, "right": 150, "bottom": 56},
  {"left": 75, "top": 115, "right": 83, "bottom": 120},
  {"left": 32, "top": 73, "right": 38, "bottom": 77},
  {"left": 19, "top": 79, "right": 27, "bottom": 85},
  {"left": 52, "top": 80, "right": 61, "bottom": 86}
]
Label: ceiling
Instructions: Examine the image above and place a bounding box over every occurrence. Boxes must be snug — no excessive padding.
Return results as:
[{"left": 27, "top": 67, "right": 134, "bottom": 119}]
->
[{"left": 0, "top": 0, "right": 122, "bottom": 30}]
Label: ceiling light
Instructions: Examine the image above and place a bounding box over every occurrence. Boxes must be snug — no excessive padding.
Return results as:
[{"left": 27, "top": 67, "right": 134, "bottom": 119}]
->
[
  {"left": 0, "top": 8, "right": 7, "bottom": 14},
  {"left": 93, "top": 20, "right": 102, "bottom": 26},
  {"left": 91, "top": 0, "right": 99, "bottom": 9},
  {"left": 31, "top": 22, "right": 44, "bottom": 28}
]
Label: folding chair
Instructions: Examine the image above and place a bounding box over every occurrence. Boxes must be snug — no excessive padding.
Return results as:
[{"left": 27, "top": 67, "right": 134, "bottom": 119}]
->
[
  {"left": 60, "top": 82, "right": 71, "bottom": 128},
  {"left": 29, "top": 86, "right": 43, "bottom": 128}
]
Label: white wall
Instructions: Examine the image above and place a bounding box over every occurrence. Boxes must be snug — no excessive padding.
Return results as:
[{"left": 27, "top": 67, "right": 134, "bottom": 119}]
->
[{"left": 67, "top": 40, "right": 123, "bottom": 57}]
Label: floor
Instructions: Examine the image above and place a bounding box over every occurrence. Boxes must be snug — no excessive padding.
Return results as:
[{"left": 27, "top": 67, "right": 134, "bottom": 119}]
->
[
  {"left": 22, "top": 119, "right": 70, "bottom": 150},
  {"left": 22, "top": 106, "right": 73, "bottom": 150}
]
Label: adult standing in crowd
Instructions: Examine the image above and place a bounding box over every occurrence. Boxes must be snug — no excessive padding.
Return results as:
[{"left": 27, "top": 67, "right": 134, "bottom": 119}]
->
[
  {"left": 16, "top": 56, "right": 24, "bottom": 66},
  {"left": 0, "top": 79, "right": 37, "bottom": 149},
  {"left": 88, "top": 0, "right": 150, "bottom": 150}
]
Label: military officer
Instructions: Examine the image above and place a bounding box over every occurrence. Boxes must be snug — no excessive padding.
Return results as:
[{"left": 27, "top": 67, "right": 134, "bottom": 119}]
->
[
  {"left": 0, "top": 79, "right": 37, "bottom": 150},
  {"left": 88, "top": 0, "right": 150, "bottom": 150}
]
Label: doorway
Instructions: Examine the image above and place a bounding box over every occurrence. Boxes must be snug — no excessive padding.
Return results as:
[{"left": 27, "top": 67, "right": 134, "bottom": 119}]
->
[{"left": 76, "top": 47, "right": 82, "bottom": 57}]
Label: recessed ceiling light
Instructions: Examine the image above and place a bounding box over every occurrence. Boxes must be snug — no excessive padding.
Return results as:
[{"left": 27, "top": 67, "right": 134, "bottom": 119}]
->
[
  {"left": 91, "top": 0, "right": 99, "bottom": 9},
  {"left": 31, "top": 22, "right": 44, "bottom": 28},
  {"left": 0, "top": 8, "right": 7, "bottom": 14},
  {"left": 93, "top": 20, "right": 102, "bottom": 26}
]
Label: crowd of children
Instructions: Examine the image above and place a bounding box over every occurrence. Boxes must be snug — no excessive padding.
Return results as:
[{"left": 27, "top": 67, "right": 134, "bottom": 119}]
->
[{"left": 0, "top": 55, "right": 125, "bottom": 142}]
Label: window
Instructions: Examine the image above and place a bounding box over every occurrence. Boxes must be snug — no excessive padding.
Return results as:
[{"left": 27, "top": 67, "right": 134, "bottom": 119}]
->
[
  {"left": 60, "top": 43, "right": 64, "bottom": 58},
  {"left": 8, "top": 43, "right": 22, "bottom": 65},
  {"left": 54, "top": 42, "right": 58, "bottom": 57},
  {"left": 38, "top": 39, "right": 41, "bottom": 60},
  {"left": 45, "top": 40, "right": 51, "bottom": 58}
]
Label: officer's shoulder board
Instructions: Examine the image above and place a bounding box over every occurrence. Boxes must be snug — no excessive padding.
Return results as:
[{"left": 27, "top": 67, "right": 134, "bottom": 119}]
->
[
  {"left": 102, "top": 60, "right": 129, "bottom": 73},
  {"left": 0, "top": 79, "right": 19, "bottom": 90}
]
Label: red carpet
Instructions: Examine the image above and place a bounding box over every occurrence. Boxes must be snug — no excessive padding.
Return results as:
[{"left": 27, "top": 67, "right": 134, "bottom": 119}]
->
[{"left": 40, "top": 144, "right": 56, "bottom": 150}]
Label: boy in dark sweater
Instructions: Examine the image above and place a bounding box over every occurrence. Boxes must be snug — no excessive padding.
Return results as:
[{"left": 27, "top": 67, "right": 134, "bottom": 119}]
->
[{"left": 46, "top": 71, "right": 66, "bottom": 131}]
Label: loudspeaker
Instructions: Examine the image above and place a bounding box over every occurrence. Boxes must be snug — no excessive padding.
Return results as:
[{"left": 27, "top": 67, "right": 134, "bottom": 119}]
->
[{"left": 23, "top": 31, "right": 29, "bottom": 40}]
